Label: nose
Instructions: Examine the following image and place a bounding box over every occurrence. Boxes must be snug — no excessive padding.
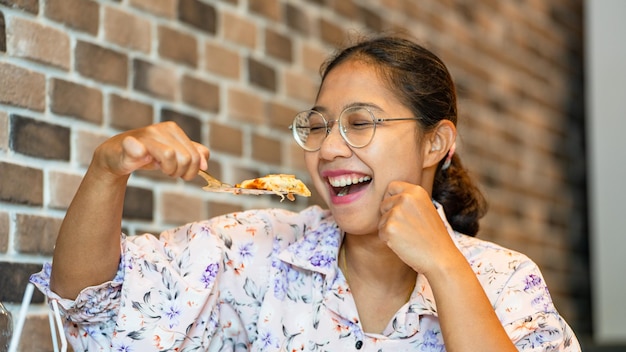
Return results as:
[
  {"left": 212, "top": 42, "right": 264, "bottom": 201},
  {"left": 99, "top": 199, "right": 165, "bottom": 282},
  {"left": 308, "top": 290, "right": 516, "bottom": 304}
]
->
[{"left": 318, "top": 120, "right": 352, "bottom": 159}]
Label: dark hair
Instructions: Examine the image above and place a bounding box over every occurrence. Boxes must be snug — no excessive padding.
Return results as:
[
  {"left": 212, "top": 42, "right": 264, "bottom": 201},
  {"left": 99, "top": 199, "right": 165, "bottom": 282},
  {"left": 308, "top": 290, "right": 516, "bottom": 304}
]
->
[{"left": 320, "top": 36, "right": 487, "bottom": 236}]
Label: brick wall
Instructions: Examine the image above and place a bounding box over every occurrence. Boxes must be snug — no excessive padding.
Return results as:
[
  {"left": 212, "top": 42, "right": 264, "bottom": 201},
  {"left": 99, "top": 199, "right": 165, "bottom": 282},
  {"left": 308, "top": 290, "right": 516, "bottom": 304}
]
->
[{"left": 0, "top": 0, "right": 589, "bottom": 349}]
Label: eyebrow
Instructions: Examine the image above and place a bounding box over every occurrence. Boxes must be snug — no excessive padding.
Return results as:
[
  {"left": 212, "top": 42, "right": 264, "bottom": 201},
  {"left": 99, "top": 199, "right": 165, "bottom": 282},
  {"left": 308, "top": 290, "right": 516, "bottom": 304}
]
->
[{"left": 311, "top": 102, "right": 385, "bottom": 114}]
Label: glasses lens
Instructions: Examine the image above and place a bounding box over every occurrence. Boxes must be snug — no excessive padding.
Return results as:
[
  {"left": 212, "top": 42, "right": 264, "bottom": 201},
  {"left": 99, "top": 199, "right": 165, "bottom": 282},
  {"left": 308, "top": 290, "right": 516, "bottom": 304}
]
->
[
  {"left": 293, "top": 111, "right": 327, "bottom": 151},
  {"left": 340, "top": 107, "right": 375, "bottom": 148}
]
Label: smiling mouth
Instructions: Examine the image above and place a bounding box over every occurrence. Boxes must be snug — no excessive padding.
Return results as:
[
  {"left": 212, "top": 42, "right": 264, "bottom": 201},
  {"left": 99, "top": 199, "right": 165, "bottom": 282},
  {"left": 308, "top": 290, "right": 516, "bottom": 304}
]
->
[{"left": 328, "top": 174, "right": 372, "bottom": 197}]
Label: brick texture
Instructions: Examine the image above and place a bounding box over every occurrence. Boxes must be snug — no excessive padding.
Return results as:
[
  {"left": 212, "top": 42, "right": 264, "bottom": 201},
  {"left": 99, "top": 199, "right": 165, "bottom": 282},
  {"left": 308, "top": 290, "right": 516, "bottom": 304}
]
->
[
  {"left": 130, "top": 0, "right": 176, "bottom": 19},
  {"left": 181, "top": 75, "right": 219, "bottom": 111},
  {"left": 0, "top": 111, "right": 7, "bottom": 150},
  {"left": 123, "top": 186, "right": 154, "bottom": 220},
  {"left": 133, "top": 59, "right": 177, "bottom": 100},
  {"left": 10, "top": 114, "right": 70, "bottom": 160},
  {"left": 7, "top": 17, "right": 70, "bottom": 69},
  {"left": 104, "top": 6, "right": 152, "bottom": 53},
  {"left": 248, "top": 57, "right": 276, "bottom": 91},
  {"left": 51, "top": 78, "right": 103, "bottom": 123},
  {"left": 45, "top": 0, "right": 99, "bottom": 35},
  {"left": 178, "top": 0, "right": 216, "bottom": 34},
  {"left": 0, "top": 212, "right": 8, "bottom": 253},
  {"left": 158, "top": 25, "right": 198, "bottom": 67},
  {"left": 209, "top": 122, "right": 242, "bottom": 155},
  {"left": 15, "top": 214, "right": 63, "bottom": 255},
  {"left": 0, "top": 0, "right": 38, "bottom": 14},
  {"left": 204, "top": 41, "right": 240, "bottom": 79},
  {"left": 75, "top": 41, "right": 128, "bottom": 86},
  {"left": 160, "top": 108, "right": 202, "bottom": 142},
  {"left": 0, "top": 262, "right": 45, "bottom": 302},
  {"left": 0, "top": 62, "right": 45, "bottom": 111},
  {"left": 0, "top": 11, "right": 5, "bottom": 52},
  {"left": 0, "top": 162, "right": 43, "bottom": 205},
  {"left": 0, "top": 0, "right": 591, "bottom": 343},
  {"left": 109, "top": 94, "right": 154, "bottom": 130}
]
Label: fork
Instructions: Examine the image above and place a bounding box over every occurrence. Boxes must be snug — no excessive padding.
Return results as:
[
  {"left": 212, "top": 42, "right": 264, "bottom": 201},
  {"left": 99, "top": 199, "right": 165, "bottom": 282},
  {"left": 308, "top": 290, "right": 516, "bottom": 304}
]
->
[{"left": 197, "top": 169, "right": 233, "bottom": 189}]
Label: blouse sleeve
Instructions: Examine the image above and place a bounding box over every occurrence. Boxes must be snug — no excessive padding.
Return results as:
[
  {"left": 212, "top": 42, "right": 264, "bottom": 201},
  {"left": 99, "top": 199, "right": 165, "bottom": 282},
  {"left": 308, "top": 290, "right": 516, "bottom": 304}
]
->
[
  {"left": 494, "top": 259, "right": 582, "bottom": 351},
  {"left": 30, "top": 221, "right": 229, "bottom": 351}
]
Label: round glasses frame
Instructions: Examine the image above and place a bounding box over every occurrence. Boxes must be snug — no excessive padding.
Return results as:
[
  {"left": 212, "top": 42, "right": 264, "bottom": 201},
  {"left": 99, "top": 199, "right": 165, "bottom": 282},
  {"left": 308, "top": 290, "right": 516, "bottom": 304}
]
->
[{"left": 289, "top": 106, "right": 422, "bottom": 152}]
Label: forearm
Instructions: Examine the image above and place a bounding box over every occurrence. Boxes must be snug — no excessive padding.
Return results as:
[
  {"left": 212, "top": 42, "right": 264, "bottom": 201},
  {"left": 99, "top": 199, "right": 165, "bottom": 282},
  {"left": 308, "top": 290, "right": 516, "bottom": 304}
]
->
[
  {"left": 427, "top": 255, "right": 517, "bottom": 352},
  {"left": 50, "top": 167, "right": 129, "bottom": 299}
]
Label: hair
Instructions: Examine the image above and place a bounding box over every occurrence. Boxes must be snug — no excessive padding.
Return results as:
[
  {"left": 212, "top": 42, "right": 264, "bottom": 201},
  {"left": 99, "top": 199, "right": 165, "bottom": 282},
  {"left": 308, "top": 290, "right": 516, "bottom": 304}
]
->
[{"left": 319, "top": 35, "right": 487, "bottom": 236}]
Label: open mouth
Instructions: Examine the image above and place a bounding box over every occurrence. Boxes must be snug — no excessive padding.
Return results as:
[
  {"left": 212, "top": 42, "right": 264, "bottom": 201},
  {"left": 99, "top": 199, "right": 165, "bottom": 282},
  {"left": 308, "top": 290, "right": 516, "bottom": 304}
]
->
[{"left": 328, "top": 174, "right": 372, "bottom": 197}]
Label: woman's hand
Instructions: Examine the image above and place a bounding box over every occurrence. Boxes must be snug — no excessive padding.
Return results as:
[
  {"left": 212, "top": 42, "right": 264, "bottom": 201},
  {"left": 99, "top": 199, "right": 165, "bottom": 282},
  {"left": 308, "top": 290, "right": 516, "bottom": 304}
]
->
[
  {"left": 51, "top": 122, "right": 210, "bottom": 299},
  {"left": 92, "top": 121, "right": 210, "bottom": 182},
  {"left": 378, "top": 181, "right": 517, "bottom": 351},
  {"left": 378, "top": 180, "right": 464, "bottom": 275}
]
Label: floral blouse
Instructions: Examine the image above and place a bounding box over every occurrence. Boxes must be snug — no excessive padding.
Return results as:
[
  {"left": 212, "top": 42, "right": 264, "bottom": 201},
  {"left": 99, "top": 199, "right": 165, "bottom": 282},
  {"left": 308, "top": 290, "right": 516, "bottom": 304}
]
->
[{"left": 31, "top": 204, "right": 581, "bottom": 351}]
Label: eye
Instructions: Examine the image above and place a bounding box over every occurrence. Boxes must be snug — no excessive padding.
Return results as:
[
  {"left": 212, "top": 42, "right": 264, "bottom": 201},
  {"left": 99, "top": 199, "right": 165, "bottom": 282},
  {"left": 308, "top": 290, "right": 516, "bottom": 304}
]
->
[{"left": 344, "top": 109, "right": 374, "bottom": 130}]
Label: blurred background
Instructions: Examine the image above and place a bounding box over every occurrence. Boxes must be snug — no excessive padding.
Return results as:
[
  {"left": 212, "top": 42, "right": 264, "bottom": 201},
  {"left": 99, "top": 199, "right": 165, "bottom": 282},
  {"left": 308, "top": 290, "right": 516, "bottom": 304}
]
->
[{"left": 0, "top": 0, "right": 623, "bottom": 350}]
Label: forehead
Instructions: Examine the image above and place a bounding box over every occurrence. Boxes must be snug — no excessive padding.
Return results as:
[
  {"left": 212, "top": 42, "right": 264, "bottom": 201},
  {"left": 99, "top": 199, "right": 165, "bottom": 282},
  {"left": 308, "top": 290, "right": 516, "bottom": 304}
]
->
[{"left": 315, "top": 60, "right": 404, "bottom": 112}]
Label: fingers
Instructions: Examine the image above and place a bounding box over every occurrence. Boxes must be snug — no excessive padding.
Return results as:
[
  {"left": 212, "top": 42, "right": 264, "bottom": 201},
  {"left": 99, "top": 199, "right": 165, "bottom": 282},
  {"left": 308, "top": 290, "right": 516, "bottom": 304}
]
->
[{"left": 107, "top": 122, "right": 208, "bottom": 180}]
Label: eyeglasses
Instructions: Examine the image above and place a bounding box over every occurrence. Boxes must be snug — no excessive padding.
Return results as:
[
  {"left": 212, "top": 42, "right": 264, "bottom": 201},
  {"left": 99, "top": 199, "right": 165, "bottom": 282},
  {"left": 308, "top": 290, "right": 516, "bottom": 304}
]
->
[{"left": 290, "top": 105, "right": 422, "bottom": 151}]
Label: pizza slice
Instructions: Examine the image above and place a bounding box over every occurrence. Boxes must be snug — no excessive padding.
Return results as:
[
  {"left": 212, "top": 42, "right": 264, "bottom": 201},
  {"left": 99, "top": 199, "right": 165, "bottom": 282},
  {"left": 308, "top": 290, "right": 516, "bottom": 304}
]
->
[{"left": 236, "top": 174, "right": 311, "bottom": 201}]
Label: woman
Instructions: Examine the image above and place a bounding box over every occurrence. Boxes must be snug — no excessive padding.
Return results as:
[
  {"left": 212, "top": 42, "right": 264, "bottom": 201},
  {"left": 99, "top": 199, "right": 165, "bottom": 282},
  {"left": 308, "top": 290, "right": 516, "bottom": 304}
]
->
[{"left": 32, "top": 36, "right": 580, "bottom": 351}]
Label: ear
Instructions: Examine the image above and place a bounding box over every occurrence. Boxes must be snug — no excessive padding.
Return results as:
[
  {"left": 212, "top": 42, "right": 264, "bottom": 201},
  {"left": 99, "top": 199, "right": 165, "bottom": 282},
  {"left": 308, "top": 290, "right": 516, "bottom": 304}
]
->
[{"left": 423, "top": 120, "right": 456, "bottom": 168}]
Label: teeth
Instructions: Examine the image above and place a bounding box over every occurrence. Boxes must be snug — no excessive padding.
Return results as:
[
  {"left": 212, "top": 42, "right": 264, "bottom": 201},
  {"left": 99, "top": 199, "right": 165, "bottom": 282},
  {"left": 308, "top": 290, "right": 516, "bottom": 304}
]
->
[{"left": 328, "top": 175, "right": 371, "bottom": 188}]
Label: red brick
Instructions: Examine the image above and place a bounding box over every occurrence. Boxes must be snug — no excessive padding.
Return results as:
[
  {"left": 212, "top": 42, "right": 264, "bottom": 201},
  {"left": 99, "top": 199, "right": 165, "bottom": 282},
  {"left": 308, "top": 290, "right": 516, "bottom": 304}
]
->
[
  {"left": 182, "top": 75, "right": 219, "bottom": 112},
  {"left": 75, "top": 41, "right": 128, "bottom": 86},
  {"left": 51, "top": 78, "right": 103, "bottom": 124},
  {"left": 284, "top": 70, "right": 319, "bottom": 103},
  {"left": 285, "top": 4, "right": 310, "bottom": 35},
  {"left": 15, "top": 214, "right": 62, "bottom": 255},
  {"left": 268, "top": 101, "right": 298, "bottom": 129},
  {"left": 319, "top": 18, "right": 346, "bottom": 47},
  {"left": 0, "top": 111, "right": 7, "bottom": 150},
  {"left": 0, "top": 62, "right": 45, "bottom": 111},
  {"left": 130, "top": 0, "right": 176, "bottom": 18},
  {"left": 104, "top": 6, "right": 152, "bottom": 53},
  {"left": 0, "top": 11, "right": 5, "bottom": 52},
  {"left": 7, "top": 17, "right": 70, "bottom": 69},
  {"left": 178, "top": 0, "right": 216, "bottom": 34},
  {"left": 160, "top": 109, "right": 202, "bottom": 142},
  {"left": 10, "top": 114, "right": 70, "bottom": 160},
  {"left": 222, "top": 12, "right": 256, "bottom": 49},
  {"left": 45, "top": 0, "right": 99, "bottom": 35},
  {"left": 265, "top": 28, "right": 292, "bottom": 62},
  {"left": 251, "top": 134, "right": 282, "bottom": 165},
  {"left": 49, "top": 171, "right": 82, "bottom": 209},
  {"left": 133, "top": 59, "right": 177, "bottom": 100},
  {"left": 161, "top": 192, "right": 205, "bottom": 224},
  {"left": 110, "top": 94, "right": 154, "bottom": 130},
  {"left": 0, "top": 161, "right": 43, "bottom": 205},
  {"left": 0, "top": 262, "right": 46, "bottom": 302},
  {"left": 301, "top": 42, "right": 327, "bottom": 74},
  {"left": 209, "top": 122, "right": 242, "bottom": 156},
  {"left": 1, "top": 0, "right": 38, "bottom": 13},
  {"left": 248, "top": 57, "right": 276, "bottom": 92},
  {"left": 249, "top": 0, "right": 281, "bottom": 21},
  {"left": 123, "top": 186, "right": 153, "bottom": 220},
  {"left": 0, "top": 212, "right": 8, "bottom": 253},
  {"left": 204, "top": 41, "right": 240, "bottom": 79},
  {"left": 227, "top": 88, "right": 265, "bottom": 124},
  {"left": 158, "top": 25, "right": 198, "bottom": 67}
]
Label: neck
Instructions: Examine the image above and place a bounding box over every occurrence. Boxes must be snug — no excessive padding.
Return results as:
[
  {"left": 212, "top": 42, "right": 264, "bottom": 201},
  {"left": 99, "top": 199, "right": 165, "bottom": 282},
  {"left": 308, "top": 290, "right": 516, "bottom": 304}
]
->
[{"left": 340, "top": 233, "right": 416, "bottom": 297}]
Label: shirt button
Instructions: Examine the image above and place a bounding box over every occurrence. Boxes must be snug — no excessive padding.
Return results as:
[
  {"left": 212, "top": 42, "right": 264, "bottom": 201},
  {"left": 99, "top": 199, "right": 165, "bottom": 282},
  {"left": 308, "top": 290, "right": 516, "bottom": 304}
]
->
[{"left": 355, "top": 340, "right": 363, "bottom": 349}]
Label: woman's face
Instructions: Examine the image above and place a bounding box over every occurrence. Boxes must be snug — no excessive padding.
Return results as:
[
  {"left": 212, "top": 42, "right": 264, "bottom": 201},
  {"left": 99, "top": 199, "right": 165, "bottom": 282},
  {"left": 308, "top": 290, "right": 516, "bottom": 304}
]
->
[{"left": 305, "top": 60, "right": 430, "bottom": 235}]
